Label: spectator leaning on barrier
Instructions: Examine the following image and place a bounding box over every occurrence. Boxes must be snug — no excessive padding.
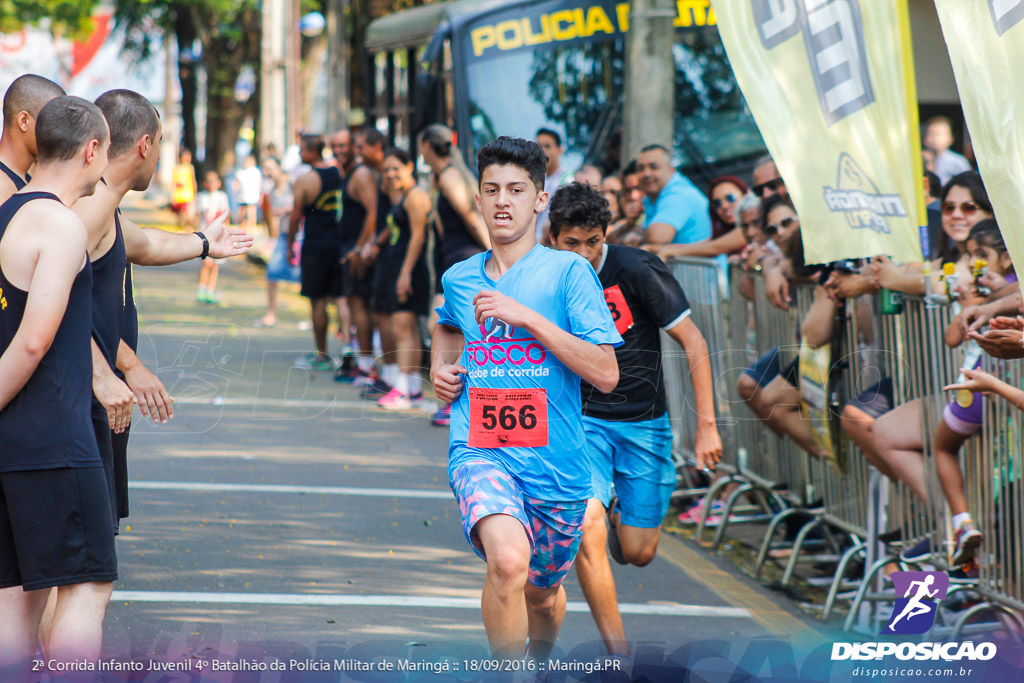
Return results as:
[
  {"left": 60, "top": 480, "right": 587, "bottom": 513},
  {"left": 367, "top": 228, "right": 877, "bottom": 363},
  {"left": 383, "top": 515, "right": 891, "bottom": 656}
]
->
[
  {"left": 636, "top": 144, "right": 711, "bottom": 246},
  {"left": 924, "top": 116, "right": 972, "bottom": 186},
  {"left": 651, "top": 175, "right": 748, "bottom": 260},
  {"left": 750, "top": 155, "right": 788, "bottom": 201}
]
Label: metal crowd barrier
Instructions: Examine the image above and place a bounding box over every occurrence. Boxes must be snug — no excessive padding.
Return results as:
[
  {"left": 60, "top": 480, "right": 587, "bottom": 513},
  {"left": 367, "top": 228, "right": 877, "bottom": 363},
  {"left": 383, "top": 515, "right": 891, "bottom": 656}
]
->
[{"left": 658, "top": 257, "right": 1024, "bottom": 636}]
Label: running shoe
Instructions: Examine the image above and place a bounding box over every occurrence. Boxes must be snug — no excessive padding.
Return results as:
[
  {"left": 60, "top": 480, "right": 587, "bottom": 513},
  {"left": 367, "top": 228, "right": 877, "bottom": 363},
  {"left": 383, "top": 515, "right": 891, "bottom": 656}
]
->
[
  {"left": 606, "top": 497, "right": 628, "bottom": 565},
  {"left": 360, "top": 379, "right": 392, "bottom": 400},
  {"left": 335, "top": 366, "right": 373, "bottom": 384},
  {"left": 377, "top": 389, "right": 425, "bottom": 410},
  {"left": 948, "top": 559, "right": 980, "bottom": 584},
  {"left": 951, "top": 523, "right": 983, "bottom": 567},
  {"left": 898, "top": 538, "right": 932, "bottom": 564},
  {"left": 677, "top": 499, "right": 724, "bottom": 525},
  {"left": 431, "top": 405, "right": 451, "bottom": 427},
  {"left": 294, "top": 352, "right": 334, "bottom": 371}
]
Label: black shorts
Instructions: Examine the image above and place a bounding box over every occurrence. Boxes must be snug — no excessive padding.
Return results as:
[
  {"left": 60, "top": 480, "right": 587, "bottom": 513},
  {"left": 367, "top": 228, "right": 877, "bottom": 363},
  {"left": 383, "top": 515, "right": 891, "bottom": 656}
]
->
[
  {"left": 846, "top": 377, "right": 895, "bottom": 419},
  {"left": 113, "top": 424, "right": 131, "bottom": 524},
  {"left": 343, "top": 258, "right": 375, "bottom": 300},
  {"left": 91, "top": 408, "right": 119, "bottom": 532},
  {"left": 372, "top": 258, "right": 430, "bottom": 315},
  {"left": 0, "top": 467, "right": 118, "bottom": 590},
  {"left": 300, "top": 245, "right": 345, "bottom": 300}
]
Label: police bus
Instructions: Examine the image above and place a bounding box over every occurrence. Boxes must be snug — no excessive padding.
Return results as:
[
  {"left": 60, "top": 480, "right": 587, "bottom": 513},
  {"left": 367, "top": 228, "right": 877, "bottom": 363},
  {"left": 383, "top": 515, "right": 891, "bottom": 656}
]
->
[{"left": 364, "top": 0, "right": 766, "bottom": 181}]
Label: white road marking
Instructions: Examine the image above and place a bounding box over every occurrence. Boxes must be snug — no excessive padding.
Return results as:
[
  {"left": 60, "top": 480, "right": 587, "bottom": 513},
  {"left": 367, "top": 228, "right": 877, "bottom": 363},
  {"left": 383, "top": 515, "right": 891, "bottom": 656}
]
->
[
  {"left": 111, "top": 591, "right": 751, "bottom": 618},
  {"left": 130, "top": 481, "right": 453, "bottom": 500}
]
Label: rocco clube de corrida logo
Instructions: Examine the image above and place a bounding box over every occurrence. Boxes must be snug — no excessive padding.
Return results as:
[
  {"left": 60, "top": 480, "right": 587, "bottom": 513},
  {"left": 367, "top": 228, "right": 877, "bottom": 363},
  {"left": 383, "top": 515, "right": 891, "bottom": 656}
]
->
[
  {"left": 882, "top": 571, "right": 949, "bottom": 635},
  {"left": 823, "top": 153, "right": 907, "bottom": 234}
]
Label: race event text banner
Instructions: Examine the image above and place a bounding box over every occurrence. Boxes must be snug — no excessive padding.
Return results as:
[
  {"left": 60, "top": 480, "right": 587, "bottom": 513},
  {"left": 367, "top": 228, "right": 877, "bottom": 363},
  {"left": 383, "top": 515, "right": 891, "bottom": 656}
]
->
[
  {"left": 934, "top": 0, "right": 1024, "bottom": 300},
  {"left": 711, "top": 0, "right": 924, "bottom": 264}
]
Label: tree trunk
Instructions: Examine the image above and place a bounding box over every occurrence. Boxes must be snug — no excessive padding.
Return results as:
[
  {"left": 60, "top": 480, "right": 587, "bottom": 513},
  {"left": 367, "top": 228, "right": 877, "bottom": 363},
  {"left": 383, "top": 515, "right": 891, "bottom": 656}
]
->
[{"left": 174, "top": 9, "right": 198, "bottom": 155}]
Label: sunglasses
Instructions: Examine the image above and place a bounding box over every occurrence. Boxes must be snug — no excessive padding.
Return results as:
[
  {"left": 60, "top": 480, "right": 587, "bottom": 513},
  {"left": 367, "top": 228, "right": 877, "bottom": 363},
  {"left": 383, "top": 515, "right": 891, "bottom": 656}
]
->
[
  {"left": 765, "top": 216, "right": 797, "bottom": 234},
  {"left": 711, "top": 193, "right": 739, "bottom": 210},
  {"left": 752, "top": 178, "right": 784, "bottom": 197},
  {"left": 941, "top": 201, "right": 980, "bottom": 216}
]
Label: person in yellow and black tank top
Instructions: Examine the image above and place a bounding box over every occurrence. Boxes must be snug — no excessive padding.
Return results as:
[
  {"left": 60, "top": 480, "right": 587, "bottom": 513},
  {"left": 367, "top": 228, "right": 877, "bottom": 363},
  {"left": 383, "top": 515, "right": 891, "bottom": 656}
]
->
[
  {"left": 287, "top": 134, "right": 346, "bottom": 371},
  {"left": 371, "top": 148, "right": 432, "bottom": 410}
]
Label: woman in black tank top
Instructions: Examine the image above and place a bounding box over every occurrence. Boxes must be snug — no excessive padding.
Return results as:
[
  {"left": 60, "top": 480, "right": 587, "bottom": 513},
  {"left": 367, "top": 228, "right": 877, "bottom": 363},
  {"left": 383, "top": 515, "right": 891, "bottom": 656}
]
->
[
  {"left": 417, "top": 124, "right": 489, "bottom": 426},
  {"left": 370, "top": 148, "right": 432, "bottom": 409}
]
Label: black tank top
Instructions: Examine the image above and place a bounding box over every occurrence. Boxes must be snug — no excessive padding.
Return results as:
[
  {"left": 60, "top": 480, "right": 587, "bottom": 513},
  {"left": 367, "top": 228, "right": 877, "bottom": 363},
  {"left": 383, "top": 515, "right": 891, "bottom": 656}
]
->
[
  {"left": 338, "top": 166, "right": 368, "bottom": 251},
  {"left": 0, "top": 161, "right": 27, "bottom": 190},
  {"left": 376, "top": 184, "right": 392, "bottom": 237},
  {"left": 302, "top": 166, "right": 344, "bottom": 247},
  {"left": 435, "top": 168, "right": 482, "bottom": 261},
  {"left": 91, "top": 210, "right": 127, "bottom": 369},
  {"left": 118, "top": 260, "right": 138, "bottom": 382},
  {"left": 0, "top": 192, "right": 101, "bottom": 471},
  {"left": 382, "top": 190, "right": 426, "bottom": 268}
]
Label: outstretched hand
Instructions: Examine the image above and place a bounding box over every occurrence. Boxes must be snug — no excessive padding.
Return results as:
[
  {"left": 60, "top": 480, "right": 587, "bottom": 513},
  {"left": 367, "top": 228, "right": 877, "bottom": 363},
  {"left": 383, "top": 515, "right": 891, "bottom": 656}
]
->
[{"left": 204, "top": 210, "right": 254, "bottom": 258}]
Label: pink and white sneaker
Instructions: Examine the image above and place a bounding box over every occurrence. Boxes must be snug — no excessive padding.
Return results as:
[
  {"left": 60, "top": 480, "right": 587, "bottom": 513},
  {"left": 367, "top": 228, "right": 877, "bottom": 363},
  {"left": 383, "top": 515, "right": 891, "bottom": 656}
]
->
[
  {"left": 377, "top": 389, "right": 425, "bottom": 411},
  {"left": 677, "top": 499, "right": 724, "bottom": 525}
]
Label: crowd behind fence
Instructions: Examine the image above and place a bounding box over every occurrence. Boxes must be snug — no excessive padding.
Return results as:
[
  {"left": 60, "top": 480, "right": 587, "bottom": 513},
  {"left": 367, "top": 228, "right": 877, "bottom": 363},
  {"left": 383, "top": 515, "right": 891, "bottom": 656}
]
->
[{"left": 661, "top": 257, "right": 1024, "bottom": 637}]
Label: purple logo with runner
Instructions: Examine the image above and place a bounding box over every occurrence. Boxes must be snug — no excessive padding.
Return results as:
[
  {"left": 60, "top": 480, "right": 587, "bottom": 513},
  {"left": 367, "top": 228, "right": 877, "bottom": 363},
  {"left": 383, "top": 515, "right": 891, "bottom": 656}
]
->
[{"left": 882, "top": 571, "right": 949, "bottom": 635}]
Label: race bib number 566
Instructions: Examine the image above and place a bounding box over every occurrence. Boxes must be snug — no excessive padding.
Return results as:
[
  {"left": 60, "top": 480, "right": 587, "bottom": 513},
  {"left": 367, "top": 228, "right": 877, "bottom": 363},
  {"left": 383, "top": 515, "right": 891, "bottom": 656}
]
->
[{"left": 468, "top": 388, "right": 548, "bottom": 448}]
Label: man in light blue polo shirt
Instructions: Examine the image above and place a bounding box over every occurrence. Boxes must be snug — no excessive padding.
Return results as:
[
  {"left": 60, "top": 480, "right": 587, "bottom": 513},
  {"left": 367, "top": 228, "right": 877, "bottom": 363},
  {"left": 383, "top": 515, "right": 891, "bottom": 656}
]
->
[{"left": 636, "top": 143, "right": 710, "bottom": 245}]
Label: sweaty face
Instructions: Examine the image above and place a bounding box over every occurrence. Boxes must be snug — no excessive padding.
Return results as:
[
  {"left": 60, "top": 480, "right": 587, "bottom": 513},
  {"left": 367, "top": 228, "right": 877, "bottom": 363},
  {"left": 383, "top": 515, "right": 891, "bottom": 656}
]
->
[
  {"left": 636, "top": 149, "right": 673, "bottom": 198},
  {"left": 942, "top": 185, "right": 992, "bottom": 246},
  {"left": 476, "top": 164, "right": 547, "bottom": 246},
  {"left": 553, "top": 225, "right": 604, "bottom": 270}
]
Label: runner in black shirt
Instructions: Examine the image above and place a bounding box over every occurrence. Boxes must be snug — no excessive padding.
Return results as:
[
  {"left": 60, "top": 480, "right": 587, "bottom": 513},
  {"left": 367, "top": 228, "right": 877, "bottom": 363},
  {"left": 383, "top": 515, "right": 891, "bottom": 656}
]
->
[{"left": 549, "top": 182, "right": 722, "bottom": 656}]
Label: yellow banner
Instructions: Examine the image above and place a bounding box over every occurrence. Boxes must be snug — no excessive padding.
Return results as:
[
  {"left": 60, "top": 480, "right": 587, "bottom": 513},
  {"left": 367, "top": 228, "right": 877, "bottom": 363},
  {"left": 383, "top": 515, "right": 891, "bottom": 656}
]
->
[
  {"left": 933, "top": 1, "right": 1024, "bottom": 299},
  {"left": 710, "top": 0, "right": 924, "bottom": 264}
]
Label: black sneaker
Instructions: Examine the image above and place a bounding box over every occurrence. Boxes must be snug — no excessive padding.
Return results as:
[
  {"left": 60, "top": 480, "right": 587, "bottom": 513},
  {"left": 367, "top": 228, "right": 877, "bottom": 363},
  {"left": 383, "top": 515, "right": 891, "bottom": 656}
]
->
[
  {"left": 360, "top": 379, "right": 392, "bottom": 400},
  {"left": 606, "top": 497, "right": 627, "bottom": 565},
  {"left": 898, "top": 538, "right": 932, "bottom": 563}
]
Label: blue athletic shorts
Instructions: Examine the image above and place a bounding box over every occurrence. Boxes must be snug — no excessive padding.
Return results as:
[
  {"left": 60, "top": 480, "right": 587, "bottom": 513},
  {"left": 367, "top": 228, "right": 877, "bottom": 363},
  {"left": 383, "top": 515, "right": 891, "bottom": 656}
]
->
[
  {"left": 449, "top": 458, "right": 587, "bottom": 589},
  {"left": 583, "top": 414, "right": 676, "bottom": 528}
]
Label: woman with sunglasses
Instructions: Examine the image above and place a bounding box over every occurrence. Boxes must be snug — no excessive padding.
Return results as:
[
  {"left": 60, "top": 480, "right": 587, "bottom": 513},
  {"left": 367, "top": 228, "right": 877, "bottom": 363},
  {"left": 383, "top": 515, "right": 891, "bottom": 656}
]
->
[
  {"left": 872, "top": 172, "right": 993, "bottom": 295},
  {"left": 649, "top": 176, "right": 749, "bottom": 259}
]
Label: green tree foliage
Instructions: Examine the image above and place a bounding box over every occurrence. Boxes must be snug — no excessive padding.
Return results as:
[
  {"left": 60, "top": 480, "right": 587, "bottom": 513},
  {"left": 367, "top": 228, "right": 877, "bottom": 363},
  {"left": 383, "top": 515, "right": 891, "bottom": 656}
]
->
[
  {"left": 0, "top": 0, "right": 98, "bottom": 39},
  {"left": 115, "top": 0, "right": 261, "bottom": 173}
]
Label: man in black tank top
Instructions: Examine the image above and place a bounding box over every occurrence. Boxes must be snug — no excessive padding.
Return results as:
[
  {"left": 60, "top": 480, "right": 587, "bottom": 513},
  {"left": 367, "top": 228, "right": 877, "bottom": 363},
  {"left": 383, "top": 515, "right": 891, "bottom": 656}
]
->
[
  {"left": 0, "top": 74, "right": 66, "bottom": 204},
  {"left": 332, "top": 129, "right": 381, "bottom": 384},
  {"left": 287, "top": 134, "right": 347, "bottom": 370},
  {"left": 0, "top": 96, "right": 114, "bottom": 671},
  {"left": 72, "top": 89, "right": 254, "bottom": 537}
]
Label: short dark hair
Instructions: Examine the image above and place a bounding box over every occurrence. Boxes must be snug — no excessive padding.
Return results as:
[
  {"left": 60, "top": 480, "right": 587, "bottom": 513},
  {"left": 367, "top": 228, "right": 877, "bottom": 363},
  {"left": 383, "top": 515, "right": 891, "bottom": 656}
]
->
[
  {"left": 2, "top": 74, "right": 65, "bottom": 127},
  {"left": 621, "top": 159, "right": 638, "bottom": 177},
  {"left": 476, "top": 136, "right": 547, "bottom": 191},
  {"left": 383, "top": 147, "right": 412, "bottom": 165},
  {"left": 357, "top": 127, "right": 386, "bottom": 149},
  {"left": 35, "top": 96, "right": 109, "bottom": 163},
  {"left": 640, "top": 143, "right": 670, "bottom": 155},
  {"left": 924, "top": 170, "right": 941, "bottom": 199},
  {"left": 536, "top": 128, "right": 562, "bottom": 147},
  {"left": 548, "top": 182, "right": 612, "bottom": 238},
  {"left": 300, "top": 133, "right": 325, "bottom": 157},
  {"left": 94, "top": 89, "right": 159, "bottom": 158}
]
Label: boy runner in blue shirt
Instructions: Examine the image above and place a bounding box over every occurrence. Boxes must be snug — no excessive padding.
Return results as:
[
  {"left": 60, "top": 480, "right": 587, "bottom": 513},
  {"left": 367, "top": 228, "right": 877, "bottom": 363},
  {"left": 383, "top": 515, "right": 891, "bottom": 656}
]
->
[
  {"left": 431, "top": 137, "right": 622, "bottom": 662},
  {"left": 550, "top": 182, "right": 722, "bottom": 656}
]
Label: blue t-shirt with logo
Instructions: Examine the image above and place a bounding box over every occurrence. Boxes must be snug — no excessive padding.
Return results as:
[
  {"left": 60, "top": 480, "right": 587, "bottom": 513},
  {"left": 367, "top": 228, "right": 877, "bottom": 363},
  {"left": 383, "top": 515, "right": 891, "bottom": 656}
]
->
[{"left": 436, "top": 244, "right": 623, "bottom": 501}]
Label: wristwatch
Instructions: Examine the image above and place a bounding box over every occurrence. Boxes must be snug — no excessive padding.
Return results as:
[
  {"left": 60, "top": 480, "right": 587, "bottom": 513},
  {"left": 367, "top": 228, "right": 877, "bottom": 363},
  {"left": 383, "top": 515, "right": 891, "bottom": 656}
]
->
[{"left": 196, "top": 231, "right": 210, "bottom": 260}]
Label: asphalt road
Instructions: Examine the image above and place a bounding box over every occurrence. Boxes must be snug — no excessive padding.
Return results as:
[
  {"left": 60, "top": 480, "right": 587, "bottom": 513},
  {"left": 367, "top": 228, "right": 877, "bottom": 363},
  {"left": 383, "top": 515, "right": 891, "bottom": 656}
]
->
[{"left": 95, "top": 236, "right": 830, "bottom": 681}]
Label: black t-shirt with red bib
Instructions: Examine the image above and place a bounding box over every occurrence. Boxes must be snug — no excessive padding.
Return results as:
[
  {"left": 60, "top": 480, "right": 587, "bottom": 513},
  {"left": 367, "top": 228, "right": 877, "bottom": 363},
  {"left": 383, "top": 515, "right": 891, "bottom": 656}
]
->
[{"left": 580, "top": 244, "right": 691, "bottom": 422}]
